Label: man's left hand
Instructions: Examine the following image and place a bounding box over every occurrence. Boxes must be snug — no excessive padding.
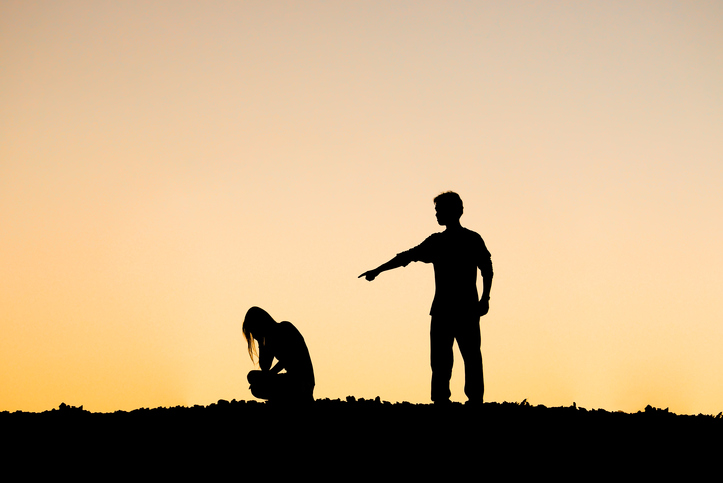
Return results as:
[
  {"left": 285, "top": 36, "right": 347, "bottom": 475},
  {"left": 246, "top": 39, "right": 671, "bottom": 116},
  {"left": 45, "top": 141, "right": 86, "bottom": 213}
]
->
[{"left": 479, "top": 299, "right": 490, "bottom": 316}]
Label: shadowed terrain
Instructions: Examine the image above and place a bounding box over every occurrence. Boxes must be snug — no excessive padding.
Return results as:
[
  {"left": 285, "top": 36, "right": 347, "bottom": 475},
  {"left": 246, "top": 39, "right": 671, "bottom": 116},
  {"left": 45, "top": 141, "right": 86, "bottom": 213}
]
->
[{"left": 3, "top": 398, "right": 721, "bottom": 477}]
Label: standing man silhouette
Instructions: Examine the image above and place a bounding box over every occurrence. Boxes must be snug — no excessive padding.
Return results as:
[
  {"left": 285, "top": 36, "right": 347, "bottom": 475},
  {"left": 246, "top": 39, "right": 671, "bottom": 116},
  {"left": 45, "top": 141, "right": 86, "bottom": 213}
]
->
[{"left": 359, "top": 192, "right": 493, "bottom": 405}]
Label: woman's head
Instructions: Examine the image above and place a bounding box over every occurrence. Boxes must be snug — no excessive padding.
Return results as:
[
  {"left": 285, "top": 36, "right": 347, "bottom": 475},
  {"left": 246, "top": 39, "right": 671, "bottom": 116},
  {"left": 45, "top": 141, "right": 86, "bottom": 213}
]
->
[{"left": 242, "top": 306, "right": 276, "bottom": 362}]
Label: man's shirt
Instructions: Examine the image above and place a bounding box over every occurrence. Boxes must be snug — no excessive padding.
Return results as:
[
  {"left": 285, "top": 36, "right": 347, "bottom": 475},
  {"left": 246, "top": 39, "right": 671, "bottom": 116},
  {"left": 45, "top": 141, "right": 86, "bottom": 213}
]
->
[{"left": 397, "top": 227, "right": 492, "bottom": 317}]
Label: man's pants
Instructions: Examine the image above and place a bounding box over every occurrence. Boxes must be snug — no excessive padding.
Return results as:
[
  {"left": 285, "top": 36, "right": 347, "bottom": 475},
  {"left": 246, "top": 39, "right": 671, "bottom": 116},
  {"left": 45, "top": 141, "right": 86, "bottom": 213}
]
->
[{"left": 430, "top": 314, "right": 484, "bottom": 402}]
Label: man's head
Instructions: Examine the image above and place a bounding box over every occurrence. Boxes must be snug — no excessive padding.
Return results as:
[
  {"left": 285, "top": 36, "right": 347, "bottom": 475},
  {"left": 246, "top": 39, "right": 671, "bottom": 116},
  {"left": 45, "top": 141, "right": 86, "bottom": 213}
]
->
[{"left": 434, "top": 191, "right": 463, "bottom": 226}]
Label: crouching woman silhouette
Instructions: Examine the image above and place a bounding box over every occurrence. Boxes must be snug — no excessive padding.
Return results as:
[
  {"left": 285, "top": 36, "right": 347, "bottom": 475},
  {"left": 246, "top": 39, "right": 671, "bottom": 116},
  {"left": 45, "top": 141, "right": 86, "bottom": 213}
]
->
[{"left": 242, "top": 306, "right": 315, "bottom": 403}]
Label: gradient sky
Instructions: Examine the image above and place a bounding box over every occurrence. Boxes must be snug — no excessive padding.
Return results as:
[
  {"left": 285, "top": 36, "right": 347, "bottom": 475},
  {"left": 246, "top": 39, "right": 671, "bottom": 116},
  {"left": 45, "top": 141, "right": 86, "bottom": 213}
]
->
[{"left": 2, "top": 1, "right": 722, "bottom": 414}]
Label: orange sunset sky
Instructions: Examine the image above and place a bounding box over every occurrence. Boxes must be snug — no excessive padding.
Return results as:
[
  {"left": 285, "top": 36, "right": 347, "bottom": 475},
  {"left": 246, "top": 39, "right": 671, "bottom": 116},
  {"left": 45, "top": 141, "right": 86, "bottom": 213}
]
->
[{"left": 1, "top": 1, "right": 722, "bottom": 414}]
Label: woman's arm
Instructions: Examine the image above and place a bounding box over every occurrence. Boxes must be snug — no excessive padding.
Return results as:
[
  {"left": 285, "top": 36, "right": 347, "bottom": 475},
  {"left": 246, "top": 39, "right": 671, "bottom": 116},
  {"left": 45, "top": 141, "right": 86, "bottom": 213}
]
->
[{"left": 259, "top": 344, "right": 273, "bottom": 371}]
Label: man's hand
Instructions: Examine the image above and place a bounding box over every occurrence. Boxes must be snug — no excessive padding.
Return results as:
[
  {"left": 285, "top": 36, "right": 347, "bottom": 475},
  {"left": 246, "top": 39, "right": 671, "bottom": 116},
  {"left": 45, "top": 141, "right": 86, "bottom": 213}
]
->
[
  {"left": 478, "top": 298, "right": 490, "bottom": 316},
  {"left": 358, "top": 270, "right": 378, "bottom": 281}
]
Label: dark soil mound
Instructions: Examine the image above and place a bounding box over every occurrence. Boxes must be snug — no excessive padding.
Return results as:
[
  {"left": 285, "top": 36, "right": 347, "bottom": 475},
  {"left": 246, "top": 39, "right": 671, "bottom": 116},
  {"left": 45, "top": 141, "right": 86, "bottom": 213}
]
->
[{"left": 3, "top": 398, "right": 720, "bottom": 477}]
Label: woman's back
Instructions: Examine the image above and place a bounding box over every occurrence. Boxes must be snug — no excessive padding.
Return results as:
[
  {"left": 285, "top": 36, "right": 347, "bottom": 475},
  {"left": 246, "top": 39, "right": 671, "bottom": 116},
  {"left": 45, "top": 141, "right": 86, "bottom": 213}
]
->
[{"left": 273, "top": 321, "right": 315, "bottom": 387}]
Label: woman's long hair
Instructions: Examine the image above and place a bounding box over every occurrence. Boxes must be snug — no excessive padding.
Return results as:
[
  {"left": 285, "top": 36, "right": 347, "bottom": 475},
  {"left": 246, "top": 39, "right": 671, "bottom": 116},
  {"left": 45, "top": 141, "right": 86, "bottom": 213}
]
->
[{"left": 242, "top": 306, "right": 275, "bottom": 364}]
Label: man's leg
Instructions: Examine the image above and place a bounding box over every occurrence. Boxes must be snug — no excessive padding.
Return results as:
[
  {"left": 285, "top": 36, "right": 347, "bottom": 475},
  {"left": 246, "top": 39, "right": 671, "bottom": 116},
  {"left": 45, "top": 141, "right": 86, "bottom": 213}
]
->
[
  {"left": 430, "top": 316, "right": 454, "bottom": 403},
  {"left": 456, "top": 317, "right": 484, "bottom": 403}
]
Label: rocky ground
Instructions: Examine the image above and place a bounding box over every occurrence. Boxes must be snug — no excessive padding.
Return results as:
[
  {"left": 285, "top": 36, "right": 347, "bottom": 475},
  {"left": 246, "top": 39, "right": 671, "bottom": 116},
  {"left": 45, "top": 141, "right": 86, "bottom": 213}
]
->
[{"left": 3, "top": 398, "right": 721, "bottom": 478}]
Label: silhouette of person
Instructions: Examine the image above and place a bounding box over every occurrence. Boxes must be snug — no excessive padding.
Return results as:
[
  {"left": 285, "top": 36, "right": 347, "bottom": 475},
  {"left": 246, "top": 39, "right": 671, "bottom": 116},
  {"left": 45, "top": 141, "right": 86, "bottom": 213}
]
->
[
  {"left": 359, "top": 192, "right": 493, "bottom": 405},
  {"left": 242, "top": 306, "right": 315, "bottom": 403}
]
